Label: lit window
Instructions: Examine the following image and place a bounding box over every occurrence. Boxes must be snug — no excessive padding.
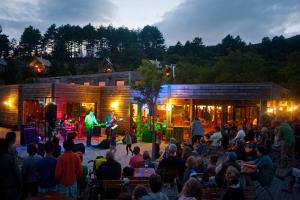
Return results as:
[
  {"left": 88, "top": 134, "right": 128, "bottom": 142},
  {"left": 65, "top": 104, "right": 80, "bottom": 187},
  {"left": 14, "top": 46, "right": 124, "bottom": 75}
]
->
[
  {"left": 99, "top": 81, "right": 106, "bottom": 87},
  {"left": 116, "top": 80, "right": 125, "bottom": 86},
  {"left": 84, "top": 82, "right": 90, "bottom": 86}
]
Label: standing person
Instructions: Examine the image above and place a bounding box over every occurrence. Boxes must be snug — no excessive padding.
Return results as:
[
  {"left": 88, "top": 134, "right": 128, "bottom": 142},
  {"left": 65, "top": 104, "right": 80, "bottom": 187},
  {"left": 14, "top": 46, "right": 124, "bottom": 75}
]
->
[
  {"left": 221, "top": 124, "right": 230, "bottom": 150},
  {"left": 124, "top": 131, "right": 133, "bottom": 155},
  {"left": 21, "top": 144, "right": 42, "bottom": 199},
  {"left": 55, "top": 139, "right": 82, "bottom": 199},
  {"left": 84, "top": 110, "right": 99, "bottom": 147},
  {"left": 208, "top": 126, "right": 223, "bottom": 148},
  {"left": 191, "top": 117, "right": 204, "bottom": 146},
  {"left": 37, "top": 141, "right": 57, "bottom": 193},
  {"left": 52, "top": 137, "right": 61, "bottom": 158},
  {"left": 5, "top": 131, "right": 18, "bottom": 161},
  {"left": 0, "top": 138, "right": 21, "bottom": 200},
  {"left": 110, "top": 129, "right": 117, "bottom": 153},
  {"left": 278, "top": 118, "right": 295, "bottom": 168}
]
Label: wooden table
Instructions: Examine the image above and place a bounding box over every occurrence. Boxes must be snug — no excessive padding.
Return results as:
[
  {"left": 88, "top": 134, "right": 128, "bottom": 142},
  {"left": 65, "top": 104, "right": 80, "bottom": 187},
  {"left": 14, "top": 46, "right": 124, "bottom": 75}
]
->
[{"left": 134, "top": 168, "right": 156, "bottom": 179}]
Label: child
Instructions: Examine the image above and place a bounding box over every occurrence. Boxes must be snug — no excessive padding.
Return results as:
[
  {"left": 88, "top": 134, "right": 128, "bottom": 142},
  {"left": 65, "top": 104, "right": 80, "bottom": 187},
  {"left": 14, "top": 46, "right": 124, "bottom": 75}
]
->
[{"left": 124, "top": 131, "right": 133, "bottom": 155}]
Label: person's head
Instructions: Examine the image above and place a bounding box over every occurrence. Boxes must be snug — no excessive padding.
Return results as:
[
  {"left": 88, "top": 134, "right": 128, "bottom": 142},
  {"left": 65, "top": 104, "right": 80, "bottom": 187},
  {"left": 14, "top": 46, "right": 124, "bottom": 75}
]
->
[
  {"left": 227, "top": 151, "right": 237, "bottom": 162},
  {"left": 133, "top": 146, "right": 140, "bottom": 155},
  {"left": 196, "top": 156, "right": 205, "bottom": 168},
  {"left": 5, "top": 131, "right": 16, "bottom": 145},
  {"left": 89, "top": 110, "right": 94, "bottom": 116},
  {"left": 186, "top": 156, "right": 197, "bottom": 168},
  {"left": 0, "top": 138, "right": 8, "bottom": 154},
  {"left": 133, "top": 185, "right": 148, "bottom": 200},
  {"left": 236, "top": 140, "right": 244, "bottom": 149},
  {"left": 194, "top": 117, "right": 199, "bottom": 121},
  {"left": 238, "top": 125, "right": 243, "bottom": 130},
  {"left": 106, "top": 150, "right": 115, "bottom": 161},
  {"left": 123, "top": 166, "right": 134, "bottom": 177},
  {"left": 118, "top": 192, "right": 132, "bottom": 200},
  {"left": 44, "top": 141, "right": 54, "bottom": 154},
  {"left": 215, "top": 126, "right": 221, "bottom": 132},
  {"left": 256, "top": 146, "right": 267, "bottom": 157},
  {"left": 168, "top": 143, "right": 177, "bottom": 157},
  {"left": 27, "top": 143, "right": 38, "bottom": 156},
  {"left": 149, "top": 174, "right": 162, "bottom": 193},
  {"left": 142, "top": 151, "right": 151, "bottom": 161},
  {"left": 181, "top": 177, "right": 202, "bottom": 200},
  {"left": 225, "top": 166, "right": 240, "bottom": 185},
  {"left": 182, "top": 146, "right": 193, "bottom": 161},
  {"left": 63, "top": 139, "right": 74, "bottom": 151},
  {"left": 169, "top": 137, "right": 177, "bottom": 144}
]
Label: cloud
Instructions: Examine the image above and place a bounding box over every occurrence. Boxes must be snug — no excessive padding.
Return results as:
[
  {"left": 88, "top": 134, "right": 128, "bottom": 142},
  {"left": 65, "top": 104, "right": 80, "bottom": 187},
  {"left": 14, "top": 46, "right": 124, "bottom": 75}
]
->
[
  {"left": 156, "top": 0, "right": 300, "bottom": 45},
  {"left": 0, "top": 0, "right": 115, "bottom": 40}
]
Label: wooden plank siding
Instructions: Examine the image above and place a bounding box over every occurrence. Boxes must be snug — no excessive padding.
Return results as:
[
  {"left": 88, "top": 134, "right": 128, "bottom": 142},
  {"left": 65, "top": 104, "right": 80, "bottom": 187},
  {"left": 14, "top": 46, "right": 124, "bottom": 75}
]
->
[
  {"left": 157, "top": 83, "right": 290, "bottom": 103},
  {"left": 99, "top": 86, "right": 133, "bottom": 133},
  {"left": 0, "top": 85, "right": 20, "bottom": 127},
  {"left": 54, "top": 83, "right": 101, "bottom": 119}
]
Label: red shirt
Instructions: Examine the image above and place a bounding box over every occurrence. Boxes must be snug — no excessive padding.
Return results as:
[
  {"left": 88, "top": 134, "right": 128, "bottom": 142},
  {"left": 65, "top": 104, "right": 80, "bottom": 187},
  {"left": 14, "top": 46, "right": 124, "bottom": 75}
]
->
[{"left": 55, "top": 151, "right": 82, "bottom": 186}]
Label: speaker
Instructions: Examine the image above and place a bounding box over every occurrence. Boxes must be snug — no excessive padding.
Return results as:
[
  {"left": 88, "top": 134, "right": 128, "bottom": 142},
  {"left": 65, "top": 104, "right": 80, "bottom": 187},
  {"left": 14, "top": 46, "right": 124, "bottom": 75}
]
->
[
  {"left": 21, "top": 124, "right": 38, "bottom": 145},
  {"left": 73, "top": 143, "right": 85, "bottom": 154},
  {"left": 45, "top": 103, "right": 57, "bottom": 129}
]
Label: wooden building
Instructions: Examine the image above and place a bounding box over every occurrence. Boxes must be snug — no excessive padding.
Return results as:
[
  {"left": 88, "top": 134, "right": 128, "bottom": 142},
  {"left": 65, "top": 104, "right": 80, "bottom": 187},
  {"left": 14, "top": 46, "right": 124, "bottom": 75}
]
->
[
  {"left": 28, "top": 57, "right": 51, "bottom": 73},
  {"left": 0, "top": 76, "right": 295, "bottom": 141}
]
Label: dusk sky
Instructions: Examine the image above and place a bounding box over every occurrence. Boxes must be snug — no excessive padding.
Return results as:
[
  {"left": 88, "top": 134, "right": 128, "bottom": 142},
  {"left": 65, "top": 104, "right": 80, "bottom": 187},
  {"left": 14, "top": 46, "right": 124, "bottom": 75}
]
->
[{"left": 1, "top": 0, "right": 300, "bottom": 45}]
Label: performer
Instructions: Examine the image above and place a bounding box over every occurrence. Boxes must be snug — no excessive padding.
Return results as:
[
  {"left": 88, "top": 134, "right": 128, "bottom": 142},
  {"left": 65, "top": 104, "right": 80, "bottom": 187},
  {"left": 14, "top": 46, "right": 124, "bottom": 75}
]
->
[
  {"left": 85, "top": 110, "right": 99, "bottom": 147},
  {"left": 105, "top": 110, "right": 117, "bottom": 138}
]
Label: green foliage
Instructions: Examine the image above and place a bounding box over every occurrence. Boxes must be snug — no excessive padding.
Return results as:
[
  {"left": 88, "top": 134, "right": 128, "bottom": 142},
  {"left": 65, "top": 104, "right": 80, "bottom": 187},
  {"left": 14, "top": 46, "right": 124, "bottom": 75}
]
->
[{"left": 20, "top": 26, "right": 42, "bottom": 57}]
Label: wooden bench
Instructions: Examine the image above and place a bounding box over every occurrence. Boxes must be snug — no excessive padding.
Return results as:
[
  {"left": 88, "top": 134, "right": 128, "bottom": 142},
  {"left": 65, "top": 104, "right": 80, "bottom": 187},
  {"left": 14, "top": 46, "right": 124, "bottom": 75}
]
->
[
  {"left": 102, "top": 179, "right": 150, "bottom": 199},
  {"left": 202, "top": 186, "right": 256, "bottom": 200}
]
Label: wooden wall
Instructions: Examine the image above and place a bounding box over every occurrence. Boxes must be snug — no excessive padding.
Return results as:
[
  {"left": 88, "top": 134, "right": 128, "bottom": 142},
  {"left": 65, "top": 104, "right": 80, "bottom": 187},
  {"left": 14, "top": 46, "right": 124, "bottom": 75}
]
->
[
  {"left": 99, "top": 86, "right": 133, "bottom": 133},
  {"left": 54, "top": 83, "right": 101, "bottom": 119},
  {"left": 0, "top": 85, "right": 20, "bottom": 127}
]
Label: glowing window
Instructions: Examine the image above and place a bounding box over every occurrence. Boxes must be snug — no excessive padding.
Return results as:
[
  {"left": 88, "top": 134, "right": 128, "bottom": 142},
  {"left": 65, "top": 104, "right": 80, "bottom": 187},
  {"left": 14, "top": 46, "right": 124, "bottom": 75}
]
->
[
  {"left": 116, "top": 80, "right": 125, "bottom": 86},
  {"left": 83, "top": 82, "right": 90, "bottom": 86},
  {"left": 98, "top": 81, "right": 106, "bottom": 87}
]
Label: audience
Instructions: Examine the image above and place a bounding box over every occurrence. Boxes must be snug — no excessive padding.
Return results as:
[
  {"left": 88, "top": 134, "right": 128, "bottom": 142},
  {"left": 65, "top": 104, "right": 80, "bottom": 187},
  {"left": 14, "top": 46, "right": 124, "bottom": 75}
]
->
[
  {"left": 21, "top": 143, "right": 42, "bottom": 199},
  {"left": 129, "top": 146, "right": 144, "bottom": 167},
  {"left": 133, "top": 185, "right": 148, "bottom": 200},
  {"left": 179, "top": 177, "right": 202, "bottom": 200},
  {"left": 98, "top": 151, "right": 122, "bottom": 180},
  {"left": 55, "top": 139, "right": 82, "bottom": 198},
  {"left": 37, "top": 141, "right": 57, "bottom": 193},
  {"left": 5, "top": 131, "right": 18, "bottom": 161},
  {"left": 207, "top": 155, "right": 218, "bottom": 176},
  {"left": 232, "top": 140, "right": 247, "bottom": 161},
  {"left": 0, "top": 138, "right": 21, "bottom": 200},
  {"left": 183, "top": 156, "right": 198, "bottom": 183},
  {"left": 143, "top": 150, "right": 155, "bottom": 168},
  {"left": 208, "top": 126, "right": 222, "bottom": 148},
  {"left": 141, "top": 174, "right": 168, "bottom": 200},
  {"left": 52, "top": 137, "right": 61, "bottom": 158},
  {"left": 230, "top": 125, "right": 245, "bottom": 144},
  {"left": 158, "top": 144, "right": 185, "bottom": 183},
  {"left": 221, "top": 166, "right": 244, "bottom": 200}
]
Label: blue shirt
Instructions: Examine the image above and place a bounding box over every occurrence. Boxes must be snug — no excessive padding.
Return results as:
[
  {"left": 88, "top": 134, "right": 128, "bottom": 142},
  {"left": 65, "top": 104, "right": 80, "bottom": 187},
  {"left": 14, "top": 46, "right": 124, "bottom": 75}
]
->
[
  {"left": 37, "top": 156, "right": 57, "bottom": 188},
  {"left": 191, "top": 120, "right": 204, "bottom": 136}
]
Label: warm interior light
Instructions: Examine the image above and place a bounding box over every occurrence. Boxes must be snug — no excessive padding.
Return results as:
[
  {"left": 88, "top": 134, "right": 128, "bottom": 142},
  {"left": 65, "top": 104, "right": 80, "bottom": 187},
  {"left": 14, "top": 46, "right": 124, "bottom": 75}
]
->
[{"left": 111, "top": 101, "right": 119, "bottom": 110}]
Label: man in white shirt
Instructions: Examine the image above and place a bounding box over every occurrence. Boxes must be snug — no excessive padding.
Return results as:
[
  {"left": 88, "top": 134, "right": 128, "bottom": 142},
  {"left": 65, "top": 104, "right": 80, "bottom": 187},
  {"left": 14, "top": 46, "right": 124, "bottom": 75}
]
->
[
  {"left": 209, "top": 126, "right": 222, "bottom": 147},
  {"left": 230, "top": 125, "right": 246, "bottom": 144}
]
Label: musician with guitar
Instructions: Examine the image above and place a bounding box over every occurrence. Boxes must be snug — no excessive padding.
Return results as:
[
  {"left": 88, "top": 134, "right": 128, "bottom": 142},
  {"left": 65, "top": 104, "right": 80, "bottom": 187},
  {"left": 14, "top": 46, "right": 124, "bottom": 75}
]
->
[{"left": 84, "top": 110, "right": 99, "bottom": 147}]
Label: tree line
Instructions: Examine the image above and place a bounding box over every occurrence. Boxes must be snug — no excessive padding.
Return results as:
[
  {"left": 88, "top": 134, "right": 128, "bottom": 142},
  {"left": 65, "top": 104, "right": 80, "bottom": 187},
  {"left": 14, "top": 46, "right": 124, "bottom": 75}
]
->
[{"left": 0, "top": 24, "right": 300, "bottom": 96}]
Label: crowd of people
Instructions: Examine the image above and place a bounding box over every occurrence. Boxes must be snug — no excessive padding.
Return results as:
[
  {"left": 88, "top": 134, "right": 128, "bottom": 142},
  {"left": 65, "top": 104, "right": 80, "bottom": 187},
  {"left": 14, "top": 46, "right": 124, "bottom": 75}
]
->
[{"left": 0, "top": 115, "right": 299, "bottom": 200}]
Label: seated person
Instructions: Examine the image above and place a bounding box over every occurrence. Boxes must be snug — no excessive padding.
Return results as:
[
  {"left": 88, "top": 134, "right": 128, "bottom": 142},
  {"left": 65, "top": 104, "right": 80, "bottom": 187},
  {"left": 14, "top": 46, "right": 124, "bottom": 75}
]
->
[
  {"left": 183, "top": 156, "right": 198, "bottom": 183},
  {"left": 97, "top": 151, "right": 121, "bottom": 180},
  {"left": 232, "top": 140, "right": 247, "bottom": 161},
  {"left": 141, "top": 174, "right": 168, "bottom": 200},
  {"left": 143, "top": 151, "right": 155, "bottom": 168},
  {"left": 221, "top": 166, "right": 244, "bottom": 200},
  {"left": 179, "top": 177, "right": 202, "bottom": 200},
  {"left": 129, "top": 146, "right": 144, "bottom": 167},
  {"left": 208, "top": 126, "right": 222, "bottom": 148},
  {"left": 215, "top": 152, "right": 241, "bottom": 187},
  {"left": 157, "top": 144, "right": 185, "bottom": 183},
  {"left": 207, "top": 155, "right": 219, "bottom": 176},
  {"left": 242, "top": 146, "right": 274, "bottom": 186}
]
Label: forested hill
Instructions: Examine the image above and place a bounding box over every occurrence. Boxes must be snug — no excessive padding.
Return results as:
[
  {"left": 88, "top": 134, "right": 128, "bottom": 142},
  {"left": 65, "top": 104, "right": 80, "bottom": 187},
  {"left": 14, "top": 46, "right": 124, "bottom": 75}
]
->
[{"left": 0, "top": 24, "right": 300, "bottom": 96}]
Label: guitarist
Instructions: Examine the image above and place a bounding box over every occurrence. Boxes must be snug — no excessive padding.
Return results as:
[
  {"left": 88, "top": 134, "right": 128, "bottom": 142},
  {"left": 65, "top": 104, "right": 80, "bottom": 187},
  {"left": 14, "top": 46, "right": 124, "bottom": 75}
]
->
[
  {"left": 105, "top": 110, "right": 117, "bottom": 139},
  {"left": 84, "top": 110, "right": 99, "bottom": 147}
]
